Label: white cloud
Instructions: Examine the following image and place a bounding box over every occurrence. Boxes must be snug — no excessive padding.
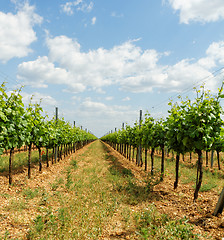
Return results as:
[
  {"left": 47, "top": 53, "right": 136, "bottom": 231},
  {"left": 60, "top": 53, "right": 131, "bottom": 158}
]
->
[
  {"left": 74, "top": 98, "right": 138, "bottom": 136},
  {"left": 17, "top": 56, "right": 72, "bottom": 87},
  {"left": 61, "top": 2, "right": 75, "bottom": 15},
  {"left": 45, "top": 36, "right": 138, "bottom": 89},
  {"left": 122, "top": 97, "right": 131, "bottom": 101},
  {"left": 17, "top": 36, "right": 224, "bottom": 95},
  {"left": 206, "top": 41, "right": 224, "bottom": 65},
  {"left": 61, "top": 0, "right": 93, "bottom": 15},
  {"left": 91, "top": 16, "right": 96, "bottom": 25},
  {"left": 105, "top": 96, "right": 113, "bottom": 101},
  {"left": 197, "top": 57, "right": 216, "bottom": 69},
  {"left": 111, "top": 12, "right": 124, "bottom": 18},
  {"left": 22, "top": 91, "right": 57, "bottom": 107},
  {"left": 165, "top": 59, "right": 213, "bottom": 91},
  {"left": 0, "top": 2, "right": 42, "bottom": 62},
  {"left": 78, "top": 1, "right": 93, "bottom": 12},
  {"left": 62, "top": 101, "right": 138, "bottom": 137},
  {"left": 168, "top": 0, "right": 224, "bottom": 23},
  {"left": 82, "top": 98, "right": 107, "bottom": 112},
  {"left": 71, "top": 95, "right": 81, "bottom": 103}
]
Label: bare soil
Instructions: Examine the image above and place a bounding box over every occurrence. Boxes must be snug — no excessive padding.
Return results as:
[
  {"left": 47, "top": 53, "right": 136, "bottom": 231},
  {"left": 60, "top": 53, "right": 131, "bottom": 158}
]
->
[
  {"left": 103, "top": 143, "right": 224, "bottom": 240},
  {"left": 0, "top": 146, "right": 88, "bottom": 239},
  {"left": 0, "top": 141, "right": 223, "bottom": 239}
]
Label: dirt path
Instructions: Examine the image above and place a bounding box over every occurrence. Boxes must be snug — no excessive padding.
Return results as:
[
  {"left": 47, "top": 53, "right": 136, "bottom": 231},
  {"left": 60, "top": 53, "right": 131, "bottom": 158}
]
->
[{"left": 0, "top": 140, "right": 223, "bottom": 239}]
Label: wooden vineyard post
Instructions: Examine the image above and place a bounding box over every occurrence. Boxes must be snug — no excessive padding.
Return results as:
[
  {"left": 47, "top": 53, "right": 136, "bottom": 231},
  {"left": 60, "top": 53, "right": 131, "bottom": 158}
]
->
[
  {"left": 115, "top": 128, "right": 117, "bottom": 151},
  {"left": 145, "top": 148, "right": 147, "bottom": 171},
  {"left": 73, "top": 121, "right": 76, "bottom": 153},
  {"left": 138, "top": 110, "right": 142, "bottom": 166},
  {"left": 28, "top": 144, "right": 32, "bottom": 178},
  {"left": 52, "top": 148, "right": 54, "bottom": 164},
  {"left": 174, "top": 154, "right": 180, "bottom": 189},
  {"left": 38, "top": 148, "right": 42, "bottom": 172},
  {"left": 213, "top": 187, "right": 224, "bottom": 216},
  {"left": 151, "top": 148, "right": 155, "bottom": 175},
  {"left": 211, "top": 150, "right": 214, "bottom": 168},
  {"left": 217, "top": 150, "right": 221, "bottom": 170},
  {"left": 206, "top": 151, "right": 209, "bottom": 167},
  {"left": 46, "top": 148, "right": 49, "bottom": 167},
  {"left": 129, "top": 145, "right": 131, "bottom": 161},
  {"left": 160, "top": 145, "right": 165, "bottom": 180},
  {"left": 9, "top": 148, "right": 14, "bottom": 185},
  {"left": 55, "top": 107, "right": 58, "bottom": 162},
  {"left": 194, "top": 150, "right": 203, "bottom": 201},
  {"left": 122, "top": 123, "right": 125, "bottom": 155}
]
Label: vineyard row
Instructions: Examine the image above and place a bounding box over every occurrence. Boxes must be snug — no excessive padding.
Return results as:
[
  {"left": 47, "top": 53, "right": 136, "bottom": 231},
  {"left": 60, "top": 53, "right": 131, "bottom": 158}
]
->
[
  {"left": 101, "top": 85, "right": 224, "bottom": 211},
  {"left": 0, "top": 83, "right": 97, "bottom": 184}
]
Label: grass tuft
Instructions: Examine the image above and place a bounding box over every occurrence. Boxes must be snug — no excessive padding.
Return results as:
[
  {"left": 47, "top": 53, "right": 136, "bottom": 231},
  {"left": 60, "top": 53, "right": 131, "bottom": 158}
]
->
[
  {"left": 22, "top": 187, "right": 40, "bottom": 199},
  {"left": 70, "top": 158, "right": 78, "bottom": 169},
  {"left": 134, "top": 204, "right": 199, "bottom": 239}
]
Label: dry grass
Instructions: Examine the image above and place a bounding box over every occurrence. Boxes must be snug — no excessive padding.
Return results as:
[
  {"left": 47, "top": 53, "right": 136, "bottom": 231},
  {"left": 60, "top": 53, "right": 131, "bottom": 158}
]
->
[{"left": 0, "top": 141, "right": 217, "bottom": 239}]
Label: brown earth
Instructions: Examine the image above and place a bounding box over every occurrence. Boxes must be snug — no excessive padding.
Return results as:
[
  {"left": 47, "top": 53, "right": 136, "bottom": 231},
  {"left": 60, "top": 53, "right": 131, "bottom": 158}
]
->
[
  {"left": 0, "top": 145, "right": 89, "bottom": 239},
  {"left": 103, "top": 142, "right": 224, "bottom": 240},
  {"left": 0, "top": 140, "right": 223, "bottom": 239}
]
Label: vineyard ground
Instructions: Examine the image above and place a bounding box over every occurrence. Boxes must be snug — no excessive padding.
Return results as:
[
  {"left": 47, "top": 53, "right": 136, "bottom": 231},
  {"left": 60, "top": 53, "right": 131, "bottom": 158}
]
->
[{"left": 0, "top": 140, "right": 223, "bottom": 239}]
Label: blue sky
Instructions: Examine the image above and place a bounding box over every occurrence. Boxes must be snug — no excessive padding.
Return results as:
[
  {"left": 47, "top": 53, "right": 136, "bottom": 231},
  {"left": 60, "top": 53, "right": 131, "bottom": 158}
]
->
[{"left": 1, "top": 0, "right": 224, "bottom": 137}]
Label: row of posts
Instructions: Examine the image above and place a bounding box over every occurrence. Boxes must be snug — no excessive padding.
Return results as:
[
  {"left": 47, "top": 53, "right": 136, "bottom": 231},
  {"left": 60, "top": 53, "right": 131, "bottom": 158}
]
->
[
  {"left": 54, "top": 107, "right": 89, "bottom": 162},
  {"left": 109, "top": 109, "right": 224, "bottom": 216}
]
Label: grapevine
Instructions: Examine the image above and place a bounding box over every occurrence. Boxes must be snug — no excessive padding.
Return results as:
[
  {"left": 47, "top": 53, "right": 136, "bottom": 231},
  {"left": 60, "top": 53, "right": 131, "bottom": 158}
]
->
[
  {"left": 0, "top": 83, "right": 97, "bottom": 184},
  {"left": 101, "top": 85, "right": 224, "bottom": 201}
]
